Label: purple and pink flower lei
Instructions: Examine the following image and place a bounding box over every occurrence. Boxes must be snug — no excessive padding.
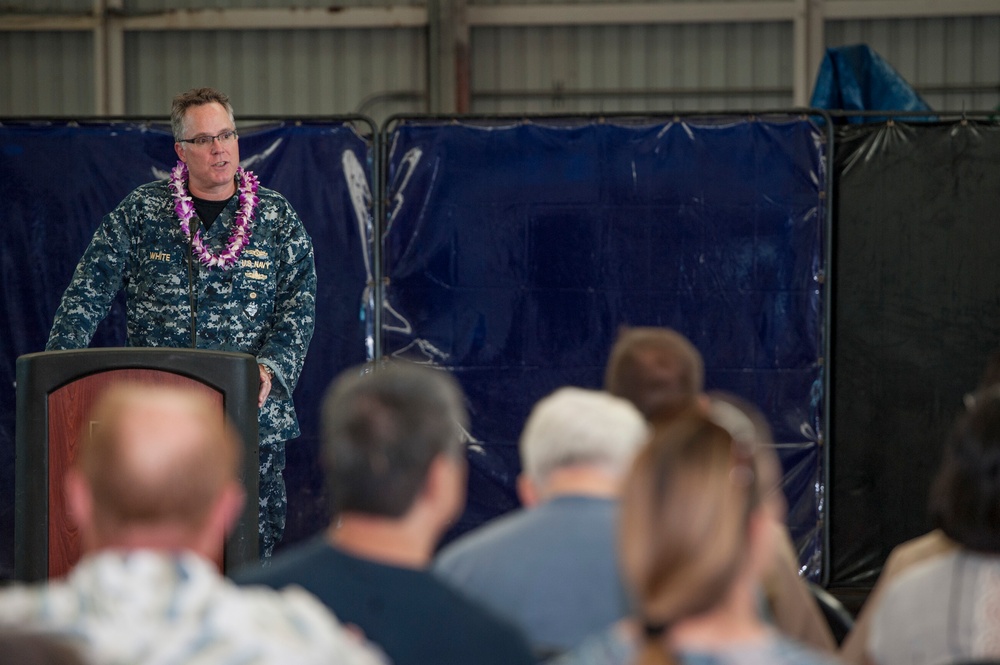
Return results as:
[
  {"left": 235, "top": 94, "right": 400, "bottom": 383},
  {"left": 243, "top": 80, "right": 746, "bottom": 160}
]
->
[{"left": 168, "top": 160, "right": 260, "bottom": 269}]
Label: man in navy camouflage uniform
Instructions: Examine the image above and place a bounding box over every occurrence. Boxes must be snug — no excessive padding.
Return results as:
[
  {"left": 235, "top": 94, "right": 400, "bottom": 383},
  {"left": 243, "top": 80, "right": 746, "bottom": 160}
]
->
[{"left": 46, "top": 87, "right": 316, "bottom": 559}]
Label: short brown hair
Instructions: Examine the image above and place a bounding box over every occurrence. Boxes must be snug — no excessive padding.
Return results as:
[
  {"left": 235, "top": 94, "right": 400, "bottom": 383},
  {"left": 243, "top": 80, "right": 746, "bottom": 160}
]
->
[
  {"left": 604, "top": 327, "right": 704, "bottom": 424},
  {"left": 170, "top": 87, "right": 235, "bottom": 141}
]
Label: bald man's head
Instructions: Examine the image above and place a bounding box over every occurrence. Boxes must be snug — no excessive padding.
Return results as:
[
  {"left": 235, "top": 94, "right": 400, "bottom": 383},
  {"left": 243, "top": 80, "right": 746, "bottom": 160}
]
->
[{"left": 73, "top": 384, "right": 242, "bottom": 540}]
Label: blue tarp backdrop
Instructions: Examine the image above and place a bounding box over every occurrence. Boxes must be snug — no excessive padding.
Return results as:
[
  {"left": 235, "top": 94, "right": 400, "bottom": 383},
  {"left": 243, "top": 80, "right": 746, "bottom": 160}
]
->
[
  {"left": 383, "top": 116, "right": 828, "bottom": 577},
  {"left": 1, "top": 114, "right": 828, "bottom": 580},
  {"left": 0, "top": 121, "right": 374, "bottom": 578}
]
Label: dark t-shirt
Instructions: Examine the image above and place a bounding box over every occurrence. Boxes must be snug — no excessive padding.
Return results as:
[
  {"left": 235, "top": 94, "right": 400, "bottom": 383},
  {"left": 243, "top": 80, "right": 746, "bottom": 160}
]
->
[
  {"left": 233, "top": 536, "right": 536, "bottom": 665},
  {"left": 190, "top": 194, "right": 233, "bottom": 231}
]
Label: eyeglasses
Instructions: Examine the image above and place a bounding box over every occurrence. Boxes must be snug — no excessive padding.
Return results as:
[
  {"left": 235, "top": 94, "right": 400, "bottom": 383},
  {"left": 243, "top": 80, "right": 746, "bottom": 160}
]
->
[{"left": 178, "top": 129, "right": 238, "bottom": 147}]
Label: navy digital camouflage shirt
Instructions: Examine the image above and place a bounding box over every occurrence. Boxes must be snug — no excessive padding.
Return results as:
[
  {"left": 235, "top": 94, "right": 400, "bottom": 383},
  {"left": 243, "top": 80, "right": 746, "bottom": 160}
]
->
[{"left": 46, "top": 177, "right": 317, "bottom": 449}]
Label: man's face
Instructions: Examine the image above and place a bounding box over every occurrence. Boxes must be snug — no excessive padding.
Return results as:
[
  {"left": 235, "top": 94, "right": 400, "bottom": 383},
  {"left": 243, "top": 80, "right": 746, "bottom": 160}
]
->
[{"left": 173, "top": 102, "right": 240, "bottom": 199}]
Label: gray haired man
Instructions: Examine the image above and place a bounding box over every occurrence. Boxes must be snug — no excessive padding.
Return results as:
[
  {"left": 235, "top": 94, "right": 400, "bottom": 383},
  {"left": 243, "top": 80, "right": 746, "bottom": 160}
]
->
[{"left": 434, "top": 387, "right": 649, "bottom": 656}]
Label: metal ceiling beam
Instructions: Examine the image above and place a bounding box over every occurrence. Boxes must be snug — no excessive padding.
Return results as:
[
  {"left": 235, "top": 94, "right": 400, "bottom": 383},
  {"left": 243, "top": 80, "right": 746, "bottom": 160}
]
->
[
  {"left": 7, "top": 1, "right": 999, "bottom": 32},
  {"left": 825, "top": 0, "right": 1000, "bottom": 20},
  {"left": 120, "top": 7, "right": 428, "bottom": 31},
  {"left": 0, "top": 14, "right": 99, "bottom": 31},
  {"left": 466, "top": 1, "right": 798, "bottom": 27}
]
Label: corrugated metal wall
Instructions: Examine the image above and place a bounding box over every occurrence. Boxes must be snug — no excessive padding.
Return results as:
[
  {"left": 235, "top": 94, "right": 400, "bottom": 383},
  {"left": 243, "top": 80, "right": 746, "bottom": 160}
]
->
[
  {"left": 5, "top": 0, "right": 92, "bottom": 10},
  {"left": 123, "top": 29, "right": 426, "bottom": 118},
  {"left": 0, "top": 28, "right": 427, "bottom": 119},
  {"left": 470, "top": 22, "right": 793, "bottom": 114},
  {"left": 2, "top": 2, "right": 1000, "bottom": 120},
  {"left": 126, "top": 0, "right": 422, "bottom": 9},
  {"left": 1, "top": 32, "right": 94, "bottom": 116}
]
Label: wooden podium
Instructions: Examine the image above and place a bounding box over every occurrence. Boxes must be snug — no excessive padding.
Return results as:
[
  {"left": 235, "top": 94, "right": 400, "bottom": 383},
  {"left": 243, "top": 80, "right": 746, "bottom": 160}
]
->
[{"left": 15, "top": 348, "right": 260, "bottom": 581}]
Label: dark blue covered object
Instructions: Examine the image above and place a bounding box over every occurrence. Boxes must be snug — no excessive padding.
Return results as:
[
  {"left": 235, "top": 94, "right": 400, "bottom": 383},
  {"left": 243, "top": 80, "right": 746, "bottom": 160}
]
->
[
  {"left": 383, "top": 116, "right": 828, "bottom": 578},
  {"left": 811, "top": 44, "right": 933, "bottom": 121},
  {"left": 0, "top": 121, "right": 373, "bottom": 578}
]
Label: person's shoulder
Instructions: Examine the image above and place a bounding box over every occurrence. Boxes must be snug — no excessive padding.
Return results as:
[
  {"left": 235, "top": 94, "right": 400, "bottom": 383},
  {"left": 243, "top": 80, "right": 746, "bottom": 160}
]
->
[
  {"left": 882, "top": 529, "right": 957, "bottom": 579},
  {"left": 679, "top": 635, "right": 842, "bottom": 665},
  {"left": 255, "top": 184, "right": 288, "bottom": 202},
  {"left": 106, "top": 179, "right": 170, "bottom": 213},
  {"left": 421, "top": 572, "right": 532, "bottom": 648},
  {"left": 254, "top": 184, "right": 298, "bottom": 214},
  {"left": 549, "top": 623, "right": 635, "bottom": 665},
  {"left": 126, "top": 178, "right": 171, "bottom": 199},
  {"left": 765, "top": 636, "right": 843, "bottom": 665},
  {"left": 426, "top": 573, "right": 534, "bottom": 665},
  {"left": 880, "top": 546, "right": 960, "bottom": 607},
  {"left": 435, "top": 509, "right": 535, "bottom": 570},
  {"left": 209, "top": 580, "right": 387, "bottom": 665},
  {"left": 866, "top": 554, "right": 952, "bottom": 660},
  {"left": 232, "top": 536, "right": 332, "bottom": 588},
  {"left": 0, "top": 582, "right": 57, "bottom": 623},
  {"left": 252, "top": 185, "right": 310, "bottom": 239},
  {"left": 230, "top": 579, "right": 332, "bottom": 623},
  {"left": 218, "top": 568, "right": 337, "bottom": 632}
]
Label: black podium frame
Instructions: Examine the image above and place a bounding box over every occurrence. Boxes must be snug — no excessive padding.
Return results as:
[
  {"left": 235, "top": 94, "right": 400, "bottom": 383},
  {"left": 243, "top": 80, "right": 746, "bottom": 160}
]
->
[{"left": 15, "top": 348, "right": 260, "bottom": 581}]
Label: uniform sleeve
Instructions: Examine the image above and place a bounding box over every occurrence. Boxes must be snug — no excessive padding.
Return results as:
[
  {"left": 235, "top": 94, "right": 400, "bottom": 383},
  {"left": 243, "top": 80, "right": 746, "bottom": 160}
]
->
[
  {"left": 256, "top": 197, "right": 317, "bottom": 399},
  {"left": 45, "top": 200, "right": 133, "bottom": 350}
]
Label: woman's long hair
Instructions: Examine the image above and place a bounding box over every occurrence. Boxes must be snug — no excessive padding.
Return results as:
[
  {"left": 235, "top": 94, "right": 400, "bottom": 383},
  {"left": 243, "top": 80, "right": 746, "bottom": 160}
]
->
[{"left": 619, "top": 414, "right": 769, "bottom": 665}]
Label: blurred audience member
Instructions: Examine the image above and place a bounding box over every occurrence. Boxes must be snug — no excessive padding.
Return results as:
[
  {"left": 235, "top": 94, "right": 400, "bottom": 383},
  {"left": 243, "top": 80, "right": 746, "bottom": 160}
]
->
[
  {"left": 235, "top": 362, "right": 535, "bottom": 665},
  {"left": 839, "top": 532, "right": 956, "bottom": 663},
  {"left": 867, "top": 387, "right": 1000, "bottom": 665},
  {"left": 0, "top": 631, "right": 86, "bottom": 665},
  {"left": 435, "top": 388, "right": 649, "bottom": 656},
  {"left": 604, "top": 327, "right": 703, "bottom": 426},
  {"left": 553, "top": 413, "right": 839, "bottom": 665},
  {"left": 0, "top": 384, "right": 383, "bottom": 665},
  {"left": 706, "top": 392, "right": 837, "bottom": 650},
  {"left": 605, "top": 328, "right": 835, "bottom": 652},
  {"left": 841, "top": 349, "right": 1000, "bottom": 663}
]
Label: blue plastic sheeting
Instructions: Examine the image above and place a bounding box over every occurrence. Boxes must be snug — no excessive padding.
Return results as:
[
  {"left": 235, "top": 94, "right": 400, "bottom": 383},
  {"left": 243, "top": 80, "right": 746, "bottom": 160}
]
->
[
  {"left": 810, "top": 44, "right": 933, "bottom": 122},
  {"left": 383, "top": 117, "right": 828, "bottom": 578},
  {"left": 0, "top": 121, "right": 373, "bottom": 578}
]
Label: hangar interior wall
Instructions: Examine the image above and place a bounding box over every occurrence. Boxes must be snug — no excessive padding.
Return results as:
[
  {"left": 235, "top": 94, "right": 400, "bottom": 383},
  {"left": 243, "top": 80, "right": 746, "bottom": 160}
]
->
[{"left": 2, "top": 1, "right": 999, "bottom": 120}]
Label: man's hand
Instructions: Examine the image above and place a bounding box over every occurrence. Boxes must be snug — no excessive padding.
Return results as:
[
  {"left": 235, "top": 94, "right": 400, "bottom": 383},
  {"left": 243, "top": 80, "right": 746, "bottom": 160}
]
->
[{"left": 258, "top": 363, "right": 273, "bottom": 407}]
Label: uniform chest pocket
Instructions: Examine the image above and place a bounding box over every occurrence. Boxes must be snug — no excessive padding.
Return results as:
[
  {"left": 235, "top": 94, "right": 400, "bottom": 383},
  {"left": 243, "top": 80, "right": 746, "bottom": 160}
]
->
[
  {"left": 132, "top": 251, "right": 189, "bottom": 306},
  {"left": 233, "top": 254, "right": 278, "bottom": 321}
]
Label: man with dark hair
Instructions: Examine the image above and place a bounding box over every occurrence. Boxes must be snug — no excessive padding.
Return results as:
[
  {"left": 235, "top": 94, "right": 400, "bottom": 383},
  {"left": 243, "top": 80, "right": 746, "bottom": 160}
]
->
[
  {"left": 45, "top": 86, "right": 316, "bottom": 558},
  {"left": 0, "top": 385, "right": 383, "bottom": 665},
  {"left": 235, "top": 361, "right": 535, "bottom": 665}
]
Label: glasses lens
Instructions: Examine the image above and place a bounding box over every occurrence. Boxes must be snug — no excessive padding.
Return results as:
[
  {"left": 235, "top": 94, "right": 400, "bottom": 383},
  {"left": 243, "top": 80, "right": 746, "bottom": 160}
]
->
[{"left": 184, "top": 131, "right": 237, "bottom": 146}]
